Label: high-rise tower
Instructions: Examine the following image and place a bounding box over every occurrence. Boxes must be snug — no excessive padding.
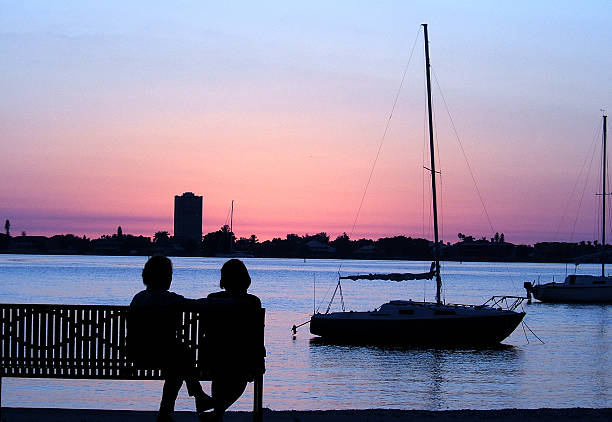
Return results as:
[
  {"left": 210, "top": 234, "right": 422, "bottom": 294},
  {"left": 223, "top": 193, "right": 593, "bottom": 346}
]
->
[{"left": 174, "top": 192, "right": 203, "bottom": 242}]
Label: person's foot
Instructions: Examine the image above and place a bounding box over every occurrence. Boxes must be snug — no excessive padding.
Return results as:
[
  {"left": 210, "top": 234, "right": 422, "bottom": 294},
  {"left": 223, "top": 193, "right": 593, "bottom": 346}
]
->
[
  {"left": 155, "top": 412, "right": 176, "bottom": 422},
  {"left": 195, "top": 393, "right": 214, "bottom": 413}
]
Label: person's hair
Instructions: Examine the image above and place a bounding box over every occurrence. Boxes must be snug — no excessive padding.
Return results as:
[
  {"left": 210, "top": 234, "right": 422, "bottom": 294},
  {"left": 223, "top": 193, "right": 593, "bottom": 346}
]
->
[
  {"left": 220, "top": 259, "right": 251, "bottom": 293},
  {"left": 142, "top": 255, "right": 173, "bottom": 290}
]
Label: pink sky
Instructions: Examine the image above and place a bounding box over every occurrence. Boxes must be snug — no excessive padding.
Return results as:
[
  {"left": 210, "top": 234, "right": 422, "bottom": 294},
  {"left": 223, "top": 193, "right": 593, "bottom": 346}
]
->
[{"left": 1, "top": 2, "right": 611, "bottom": 245}]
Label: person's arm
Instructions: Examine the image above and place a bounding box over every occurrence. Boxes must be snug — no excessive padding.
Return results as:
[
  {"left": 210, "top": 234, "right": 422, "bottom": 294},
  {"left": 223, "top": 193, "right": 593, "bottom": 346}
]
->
[{"left": 167, "top": 291, "right": 207, "bottom": 312}]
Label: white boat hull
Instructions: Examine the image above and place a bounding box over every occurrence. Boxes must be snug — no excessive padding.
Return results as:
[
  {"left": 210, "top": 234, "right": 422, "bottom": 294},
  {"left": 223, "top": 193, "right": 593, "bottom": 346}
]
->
[{"left": 526, "top": 283, "right": 612, "bottom": 303}]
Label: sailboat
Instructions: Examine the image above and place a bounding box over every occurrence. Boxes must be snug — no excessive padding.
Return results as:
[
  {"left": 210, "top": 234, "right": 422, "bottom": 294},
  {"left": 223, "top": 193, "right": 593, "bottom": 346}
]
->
[
  {"left": 309, "top": 24, "right": 525, "bottom": 346},
  {"left": 216, "top": 200, "right": 254, "bottom": 258},
  {"left": 524, "top": 114, "right": 612, "bottom": 303}
]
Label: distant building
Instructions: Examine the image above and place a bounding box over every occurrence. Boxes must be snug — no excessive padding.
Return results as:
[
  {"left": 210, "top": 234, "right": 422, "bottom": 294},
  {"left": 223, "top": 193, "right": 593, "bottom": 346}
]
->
[
  {"left": 305, "top": 239, "right": 336, "bottom": 255},
  {"left": 174, "top": 192, "right": 203, "bottom": 243},
  {"left": 354, "top": 244, "right": 378, "bottom": 258},
  {"left": 9, "top": 236, "right": 49, "bottom": 253}
]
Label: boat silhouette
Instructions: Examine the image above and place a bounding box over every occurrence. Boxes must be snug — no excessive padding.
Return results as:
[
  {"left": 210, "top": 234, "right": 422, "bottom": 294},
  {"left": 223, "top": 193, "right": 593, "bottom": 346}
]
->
[
  {"left": 524, "top": 114, "right": 612, "bottom": 303},
  {"left": 310, "top": 24, "right": 525, "bottom": 346}
]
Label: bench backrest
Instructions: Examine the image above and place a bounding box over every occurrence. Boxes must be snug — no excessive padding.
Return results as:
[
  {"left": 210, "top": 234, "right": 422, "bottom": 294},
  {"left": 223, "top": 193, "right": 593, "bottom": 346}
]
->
[{"left": 0, "top": 303, "right": 265, "bottom": 380}]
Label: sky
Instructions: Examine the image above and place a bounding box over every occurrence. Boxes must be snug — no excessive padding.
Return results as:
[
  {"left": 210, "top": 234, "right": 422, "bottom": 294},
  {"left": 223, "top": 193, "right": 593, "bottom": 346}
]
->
[{"left": 1, "top": 1, "right": 611, "bottom": 244}]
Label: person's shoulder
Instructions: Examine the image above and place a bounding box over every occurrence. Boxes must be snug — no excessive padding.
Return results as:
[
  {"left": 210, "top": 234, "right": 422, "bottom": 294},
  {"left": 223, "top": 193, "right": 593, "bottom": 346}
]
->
[
  {"left": 206, "top": 291, "right": 261, "bottom": 308},
  {"left": 235, "top": 292, "right": 262, "bottom": 308},
  {"left": 245, "top": 293, "right": 262, "bottom": 308},
  {"left": 131, "top": 288, "right": 192, "bottom": 307},
  {"left": 164, "top": 290, "right": 186, "bottom": 300},
  {"left": 131, "top": 289, "right": 147, "bottom": 299},
  {"left": 207, "top": 291, "right": 230, "bottom": 299},
  {"left": 130, "top": 289, "right": 148, "bottom": 307}
]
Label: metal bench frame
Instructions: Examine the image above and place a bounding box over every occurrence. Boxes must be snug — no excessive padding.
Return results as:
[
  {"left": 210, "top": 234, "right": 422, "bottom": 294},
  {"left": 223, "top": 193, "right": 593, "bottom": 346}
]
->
[{"left": 0, "top": 303, "right": 264, "bottom": 421}]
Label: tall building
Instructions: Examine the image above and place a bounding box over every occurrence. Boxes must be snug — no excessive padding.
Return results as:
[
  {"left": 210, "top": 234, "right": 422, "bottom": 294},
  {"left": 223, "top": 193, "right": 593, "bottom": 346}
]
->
[{"left": 174, "top": 192, "right": 203, "bottom": 242}]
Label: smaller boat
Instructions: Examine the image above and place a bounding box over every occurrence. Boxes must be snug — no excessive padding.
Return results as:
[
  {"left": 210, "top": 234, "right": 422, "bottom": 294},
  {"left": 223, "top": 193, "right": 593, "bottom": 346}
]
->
[
  {"left": 216, "top": 200, "right": 255, "bottom": 258},
  {"left": 524, "top": 114, "right": 612, "bottom": 303},
  {"left": 524, "top": 274, "right": 612, "bottom": 303}
]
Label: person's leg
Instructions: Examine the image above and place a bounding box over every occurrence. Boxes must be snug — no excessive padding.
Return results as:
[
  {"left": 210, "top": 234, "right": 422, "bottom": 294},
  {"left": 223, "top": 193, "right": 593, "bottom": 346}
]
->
[
  {"left": 186, "top": 376, "right": 214, "bottom": 413},
  {"left": 211, "top": 378, "right": 248, "bottom": 414},
  {"left": 173, "top": 343, "right": 212, "bottom": 412},
  {"left": 185, "top": 376, "right": 205, "bottom": 396},
  {"left": 159, "top": 377, "right": 183, "bottom": 414}
]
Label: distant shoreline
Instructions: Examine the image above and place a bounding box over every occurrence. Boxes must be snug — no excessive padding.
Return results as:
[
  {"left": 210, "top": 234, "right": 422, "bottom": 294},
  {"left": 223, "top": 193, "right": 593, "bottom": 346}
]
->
[
  {"left": 2, "top": 407, "right": 611, "bottom": 422},
  {"left": 2, "top": 230, "right": 611, "bottom": 263},
  {"left": 1, "top": 250, "right": 611, "bottom": 266}
]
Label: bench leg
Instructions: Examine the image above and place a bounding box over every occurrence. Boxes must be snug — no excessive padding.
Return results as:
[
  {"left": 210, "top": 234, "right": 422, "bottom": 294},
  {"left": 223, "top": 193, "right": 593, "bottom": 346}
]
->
[{"left": 253, "top": 373, "right": 263, "bottom": 422}]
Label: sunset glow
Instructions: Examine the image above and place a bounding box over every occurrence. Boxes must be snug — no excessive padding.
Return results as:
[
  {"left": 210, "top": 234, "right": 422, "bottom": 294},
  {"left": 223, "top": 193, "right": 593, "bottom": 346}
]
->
[{"left": 1, "top": 1, "right": 611, "bottom": 244}]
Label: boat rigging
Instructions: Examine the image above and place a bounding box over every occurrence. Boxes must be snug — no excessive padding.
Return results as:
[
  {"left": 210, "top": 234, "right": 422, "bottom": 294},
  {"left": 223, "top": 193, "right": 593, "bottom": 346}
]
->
[
  {"left": 524, "top": 113, "right": 612, "bottom": 303},
  {"left": 307, "top": 24, "right": 526, "bottom": 346}
]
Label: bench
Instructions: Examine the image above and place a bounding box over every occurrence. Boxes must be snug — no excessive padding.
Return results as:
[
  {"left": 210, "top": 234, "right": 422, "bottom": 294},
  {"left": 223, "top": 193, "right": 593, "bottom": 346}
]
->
[{"left": 0, "top": 303, "right": 265, "bottom": 421}]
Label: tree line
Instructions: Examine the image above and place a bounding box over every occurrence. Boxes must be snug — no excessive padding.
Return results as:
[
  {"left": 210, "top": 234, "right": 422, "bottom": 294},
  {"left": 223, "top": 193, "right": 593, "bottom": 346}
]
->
[{"left": 1, "top": 222, "right": 610, "bottom": 263}]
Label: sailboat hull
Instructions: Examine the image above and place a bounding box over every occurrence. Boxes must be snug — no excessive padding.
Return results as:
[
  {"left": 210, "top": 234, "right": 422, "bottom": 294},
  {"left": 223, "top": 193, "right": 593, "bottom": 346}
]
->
[
  {"left": 310, "top": 302, "right": 525, "bottom": 346},
  {"left": 528, "top": 284, "right": 612, "bottom": 303}
]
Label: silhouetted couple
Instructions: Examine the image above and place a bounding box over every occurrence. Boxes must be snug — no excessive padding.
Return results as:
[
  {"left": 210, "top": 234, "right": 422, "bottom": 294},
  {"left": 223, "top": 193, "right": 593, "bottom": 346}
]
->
[{"left": 129, "top": 257, "right": 261, "bottom": 422}]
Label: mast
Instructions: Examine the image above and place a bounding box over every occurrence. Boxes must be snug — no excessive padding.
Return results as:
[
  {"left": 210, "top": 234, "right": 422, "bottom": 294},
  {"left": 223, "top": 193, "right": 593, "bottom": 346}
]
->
[
  {"left": 422, "top": 23, "right": 442, "bottom": 305},
  {"left": 603, "top": 115, "right": 607, "bottom": 277},
  {"left": 230, "top": 199, "right": 234, "bottom": 254}
]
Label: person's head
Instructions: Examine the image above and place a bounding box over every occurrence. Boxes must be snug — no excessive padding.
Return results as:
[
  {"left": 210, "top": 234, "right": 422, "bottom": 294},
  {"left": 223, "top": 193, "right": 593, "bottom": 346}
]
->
[
  {"left": 142, "top": 255, "right": 173, "bottom": 290},
  {"left": 220, "top": 259, "right": 251, "bottom": 293}
]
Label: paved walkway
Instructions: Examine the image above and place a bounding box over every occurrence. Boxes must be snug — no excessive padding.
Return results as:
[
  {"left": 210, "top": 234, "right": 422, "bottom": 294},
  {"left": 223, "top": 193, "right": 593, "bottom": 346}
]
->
[{"left": 1, "top": 407, "right": 611, "bottom": 422}]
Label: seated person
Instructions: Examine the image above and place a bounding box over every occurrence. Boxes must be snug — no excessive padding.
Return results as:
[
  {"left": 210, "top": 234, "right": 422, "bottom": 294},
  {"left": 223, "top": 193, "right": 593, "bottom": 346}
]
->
[
  {"left": 200, "top": 259, "right": 262, "bottom": 419},
  {"left": 129, "top": 256, "right": 212, "bottom": 422}
]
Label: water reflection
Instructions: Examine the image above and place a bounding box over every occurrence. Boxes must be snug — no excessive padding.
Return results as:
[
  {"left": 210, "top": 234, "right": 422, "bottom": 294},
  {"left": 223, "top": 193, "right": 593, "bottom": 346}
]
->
[
  {"left": 594, "top": 306, "right": 609, "bottom": 406},
  {"left": 308, "top": 339, "right": 522, "bottom": 410}
]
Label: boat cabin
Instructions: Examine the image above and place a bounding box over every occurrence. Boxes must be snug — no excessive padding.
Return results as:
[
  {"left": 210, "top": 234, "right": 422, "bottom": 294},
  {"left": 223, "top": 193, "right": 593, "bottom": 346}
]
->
[{"left": 564, "top": 275, "right": 611, "bottom": 285}]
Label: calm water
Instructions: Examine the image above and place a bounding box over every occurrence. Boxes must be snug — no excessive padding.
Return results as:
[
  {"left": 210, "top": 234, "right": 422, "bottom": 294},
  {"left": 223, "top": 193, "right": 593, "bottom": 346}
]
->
[{"left": 0, "top": 255, "right": 609, "bottom": 410}]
